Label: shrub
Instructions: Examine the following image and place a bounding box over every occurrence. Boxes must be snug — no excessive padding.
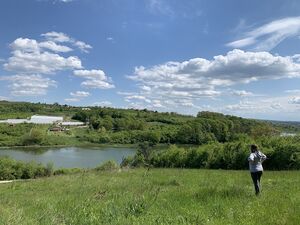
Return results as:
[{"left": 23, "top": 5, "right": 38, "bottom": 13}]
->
[
  {"left": 95, "top": 160, "right": 119, "bottom": 171},
  {"left": 0, "top": 156, "right": 52, "bottom": 180},
  {"left": 54, "top": 168, "right": 83, "bottom": 175}
]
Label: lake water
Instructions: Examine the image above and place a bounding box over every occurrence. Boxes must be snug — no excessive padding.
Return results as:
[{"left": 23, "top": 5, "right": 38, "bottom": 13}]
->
[{"left": 0, "top": 147, "right": 136, "bottom": 168}]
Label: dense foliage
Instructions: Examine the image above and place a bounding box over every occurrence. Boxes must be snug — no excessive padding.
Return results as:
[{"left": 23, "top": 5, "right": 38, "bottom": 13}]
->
[
  {"left": 123, "top": 136, "right": 300, "bottom": 170},
  {"left": 0, "top": 157, "right": 54, "bottom": 180}
]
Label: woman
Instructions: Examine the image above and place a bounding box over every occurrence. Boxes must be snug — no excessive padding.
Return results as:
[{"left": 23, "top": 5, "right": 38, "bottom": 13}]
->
[{"left": 248, "top": 144, "right": 267, "bottom": 195}]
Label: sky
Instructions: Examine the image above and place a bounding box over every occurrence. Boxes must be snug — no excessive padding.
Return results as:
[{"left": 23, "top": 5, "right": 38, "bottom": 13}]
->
[{"left": 1, "top": 0, "right": 300, "bottom": 121}]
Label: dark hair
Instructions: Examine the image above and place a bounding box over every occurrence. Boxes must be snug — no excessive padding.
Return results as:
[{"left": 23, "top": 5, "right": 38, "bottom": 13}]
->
[{"left": 250, "top": 144, "right": 258, "bottom": 153}]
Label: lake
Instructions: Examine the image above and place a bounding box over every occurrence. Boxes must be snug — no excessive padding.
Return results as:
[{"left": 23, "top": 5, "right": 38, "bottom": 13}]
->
[{"left": 0, "top": 147, "right": 136, "bottom": 168}]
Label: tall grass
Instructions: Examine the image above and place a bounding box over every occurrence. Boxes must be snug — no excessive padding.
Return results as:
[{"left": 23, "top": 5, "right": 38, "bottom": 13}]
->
[{"left": 0, "top": 169, "right": 299, "bottom": 225}]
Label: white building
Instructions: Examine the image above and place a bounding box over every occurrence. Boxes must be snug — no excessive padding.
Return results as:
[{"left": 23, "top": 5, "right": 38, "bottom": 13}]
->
[
  {"left": 30, "top": 115, "right": 63, "bottom": 124},
  {"left": 0, "top": 115, "right": 63, "bottom": 124}
]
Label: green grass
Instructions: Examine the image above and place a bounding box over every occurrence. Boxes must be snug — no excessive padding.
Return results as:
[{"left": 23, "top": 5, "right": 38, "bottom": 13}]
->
[{"left": 0, "top": 169, "right": 299, "bottom": 225}]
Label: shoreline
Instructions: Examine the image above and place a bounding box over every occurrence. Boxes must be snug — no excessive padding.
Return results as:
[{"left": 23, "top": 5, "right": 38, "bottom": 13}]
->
[
  {"left": 0, "top": 143, "right": 139, "bottom": 149},
  {"left": 0, "top": 143, "right": 175, "bottom": 150}
]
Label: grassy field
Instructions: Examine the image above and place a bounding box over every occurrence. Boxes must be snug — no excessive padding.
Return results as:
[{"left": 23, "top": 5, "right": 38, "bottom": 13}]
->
[{"left": 0, "top": 169, "right": 299, "bottom": 225}]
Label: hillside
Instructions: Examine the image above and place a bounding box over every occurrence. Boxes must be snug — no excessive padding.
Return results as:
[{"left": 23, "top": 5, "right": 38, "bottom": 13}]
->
[
  {"left": 0, "top": 169, "right": 299, "bottom": 225},
  {"left": 0, "top": 101, "right": 281, "bottom": 147}
]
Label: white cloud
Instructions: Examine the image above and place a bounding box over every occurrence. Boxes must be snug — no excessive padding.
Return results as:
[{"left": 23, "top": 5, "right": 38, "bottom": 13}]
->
[
  {"left": 10, "top": 37, "right": 73, "bottom": 53},
  {"left": 70, "top": 91, "right": 90, "bottom": 98},
  {"left": 0, "top": 74, "right": 56, "bottom": 96},
  {"left": 227, "top": 17, "right": 300, "bottom": 51},
  {"left": 231, "top": 90, "right": 254, "bottom": 97},
  {"left": 225, "top": 100, "right": 260, "bottom": 111},
  {"left": 41, "top": 32, "right": 71, "bottom": 43},
  {"left": 285, "top": 89, "right": 300, "bottom": 94},
  {"left": 117, "top": 91, "right": 137, "bottom": 96},
  {"left": 58, "top": 0, "right": 73, "bottom": 2},
  {"left": 10, "top": 38, "right": 39, "bottom": 53},
  {"left": 74, "top": 41, "right": 92, "bottom": 53},
  {"left": 4, "top": 38, "right": 82, "bottom": 74},
  {"left": 64, "top": 98, "right": 80, "bottom": 102},
  {"left": 270, "top": 103, "right": 283, "bottom": 110},
  {"left": 74, "top": 69, "right": 115, "bottom": 89},
  {"left": 39, "top": 41, "right": 73, "bottom": 52},
  {"left": 93, "top": 101, "right": 112, "bottom": 107},
  {"left": 289, "top": 96, "right": 300, "bottom": 104},
  {"left": 222, "top": 95, "right": 300, "bottom": 115},
  {"left": 41, "top": 31, "right": 92, "bottom": 52},
  {"left": 0, "top": 96, "right": 9, "bottom": 101},
  {"left": 1, "top": 33, "right": 102, "bottom": 98},
  {"left": 147, "top": 0, "right": 174, "bottom": 17},
  {"left": 127, "top": 49, "right": 300, "bottom": 110},
  {"left": 125, "top": 95, "right": 151, "bottom": 103},
  {"left": 140, "top": 85, "right": 151, "bottom": 91}
]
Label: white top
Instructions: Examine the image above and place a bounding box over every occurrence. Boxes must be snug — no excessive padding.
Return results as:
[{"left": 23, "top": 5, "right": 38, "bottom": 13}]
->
[{"left": 248, "top": 151, "right": 267, "bottom": 172}]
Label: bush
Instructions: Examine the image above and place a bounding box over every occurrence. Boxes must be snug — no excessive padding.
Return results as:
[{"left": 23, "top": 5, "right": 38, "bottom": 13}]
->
[
  {"left": 146, "top": 138, "right": 300, "bottom": 170},
  {"left": 0, "top": 157, "right": 50, "bottom": 180},
  {"left": 54, "top": 168, "right": 83, "bottom": 175},
  {"left": 120, "top": 156, "right": 134, "bottom": 168},
  {"left": 95, "top": 160, "right": 119, "bottom": 171}
]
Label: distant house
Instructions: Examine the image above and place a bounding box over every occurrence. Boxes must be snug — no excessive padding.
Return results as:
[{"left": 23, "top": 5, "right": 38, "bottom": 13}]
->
[
  {"left": 49, "top": 126, "right": 63, "bottom": 132},
  {"left": 82, "top": 107, "right": 91, "bottom": 111}
]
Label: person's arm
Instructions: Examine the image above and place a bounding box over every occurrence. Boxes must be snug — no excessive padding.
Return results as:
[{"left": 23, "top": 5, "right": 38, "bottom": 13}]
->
[
  {"left": 259, "top": 151, "right": 267, "bottom": 162},
  {"left": 248, "top": 153, "right": 255, "bottom": 162}
]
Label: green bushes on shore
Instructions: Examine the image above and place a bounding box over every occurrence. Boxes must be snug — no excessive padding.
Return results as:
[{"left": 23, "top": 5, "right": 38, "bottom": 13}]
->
[
  {"left": 0, "top": 157, "right": 54, "bottom": 180},
  {"left": 123, "top": 136, "right": 300, "bottom": 170}
]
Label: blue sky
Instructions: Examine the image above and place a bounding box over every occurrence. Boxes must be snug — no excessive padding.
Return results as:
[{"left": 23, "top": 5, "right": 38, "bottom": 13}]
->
[{"left": 1, "top": 0, "right": 300, "bottom": 121}]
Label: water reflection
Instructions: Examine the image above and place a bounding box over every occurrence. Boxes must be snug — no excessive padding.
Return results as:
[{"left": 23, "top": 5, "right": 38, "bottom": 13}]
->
[{"left": 0, "top": 147, "right": 136, "bottom": 168}]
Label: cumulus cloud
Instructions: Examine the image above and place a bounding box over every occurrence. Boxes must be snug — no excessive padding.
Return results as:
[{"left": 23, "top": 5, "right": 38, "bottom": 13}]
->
[
  {"left": 39, "top": 41, "right": 73, "bottom": 52},
  {"left": 93, "top": 101, "right": 113, "bottom": 107},
  {"left": 289, "top": 96, "right": 300, "bottom": 104},
  {"left": 64, "top": 91, "right": 90, "bottom": 102},
  {"left": 127, "top": 49, "right": 300, "bottom": 110},
  {"left": 231, "top": 90, "right": 254, "bottom": 97},
  {"left": 11, "top": 37, "right": 72, "bottom": 53},
  {"left": 73, "top": 41, "right": 92, "bottom": 53},
  {"left": 227, "top": 17, "right": 300, "bottom": 51},
  {"left": 41, "top": 31, "right": 71, "bottom": 43},
  {"left": 74, "top": 69, "right": 115, "bottom": 89},
  {"left": 70, "top": 91, "right": 90, "bottom": 98},
  {"left": 223, "top": 95, "right": 300, "bottom": 115},
  {"left": 4, "top": 37, "right": 82, "bottom": 74},
  {"left": 125, "top": 95, "right": 151, "bottom": 103},
  {"left": 41, "top": 31, "right": 92, "bottom": 53},
  {"left": 0, "top": 75, "right": 56, "bottom": 96},
  {"left": 225, "top": 100, "right": 259, "bottom": 111},
  {"left": 1, "top": 32, "right": 102, "bottom": 98}
]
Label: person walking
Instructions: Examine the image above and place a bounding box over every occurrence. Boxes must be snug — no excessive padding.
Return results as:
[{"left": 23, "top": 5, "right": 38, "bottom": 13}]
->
[{"left": 248, "top": 144, "right": 267, "bottom": 195}]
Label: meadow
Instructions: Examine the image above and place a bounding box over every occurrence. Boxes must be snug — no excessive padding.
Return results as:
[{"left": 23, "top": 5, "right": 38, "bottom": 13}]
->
[{"left": 0, "top": 168, "right": 299, "bottom": 225}]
